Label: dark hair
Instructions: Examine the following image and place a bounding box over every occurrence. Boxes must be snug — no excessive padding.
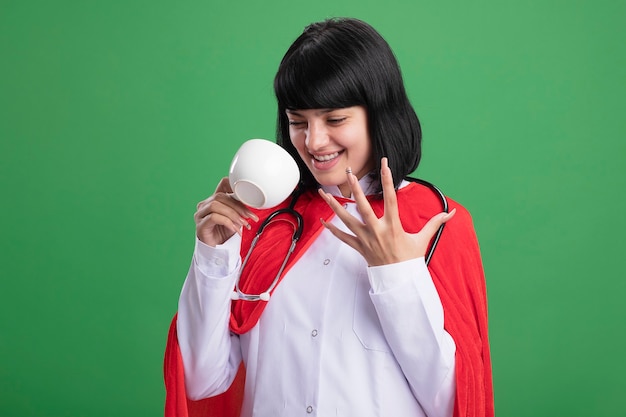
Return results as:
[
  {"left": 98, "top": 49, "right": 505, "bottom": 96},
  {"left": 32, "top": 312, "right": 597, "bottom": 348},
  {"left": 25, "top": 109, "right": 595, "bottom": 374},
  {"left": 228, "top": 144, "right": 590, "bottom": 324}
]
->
[{"left": 274, "top": 17, "right": 422, "bottom": 192}]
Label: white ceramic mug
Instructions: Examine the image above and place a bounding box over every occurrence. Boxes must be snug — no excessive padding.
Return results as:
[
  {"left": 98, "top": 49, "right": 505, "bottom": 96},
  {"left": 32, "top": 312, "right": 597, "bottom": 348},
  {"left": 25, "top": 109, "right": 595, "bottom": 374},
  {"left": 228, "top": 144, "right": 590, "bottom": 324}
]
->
[{"left": 229, "top": 139, "right": 300, "bottom": 209}]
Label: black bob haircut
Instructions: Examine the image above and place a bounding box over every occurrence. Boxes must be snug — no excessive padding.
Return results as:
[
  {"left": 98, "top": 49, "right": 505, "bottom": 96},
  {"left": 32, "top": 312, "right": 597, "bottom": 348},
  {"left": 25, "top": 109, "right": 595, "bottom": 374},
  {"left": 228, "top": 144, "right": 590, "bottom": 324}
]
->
[{"left": 274, "top": 17, "right": 422, "bottom": 193}]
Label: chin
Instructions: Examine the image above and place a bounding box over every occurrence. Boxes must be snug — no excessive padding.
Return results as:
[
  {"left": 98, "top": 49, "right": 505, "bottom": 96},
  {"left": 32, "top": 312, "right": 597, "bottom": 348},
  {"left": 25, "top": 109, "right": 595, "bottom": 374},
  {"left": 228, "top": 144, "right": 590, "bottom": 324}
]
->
[{"left": 311, "top": 172, "right": 344, "bottom": 187}]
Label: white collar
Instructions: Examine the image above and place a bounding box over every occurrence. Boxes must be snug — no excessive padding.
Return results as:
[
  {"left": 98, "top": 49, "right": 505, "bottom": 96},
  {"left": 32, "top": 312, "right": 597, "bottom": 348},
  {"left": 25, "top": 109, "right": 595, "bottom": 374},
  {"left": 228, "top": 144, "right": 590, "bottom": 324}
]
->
[
  {"left": 320, "top": 173, "right": 379, "bottom": 199},
  {"left": 319, "top": 174, "right": 411, "bottom": 199}
]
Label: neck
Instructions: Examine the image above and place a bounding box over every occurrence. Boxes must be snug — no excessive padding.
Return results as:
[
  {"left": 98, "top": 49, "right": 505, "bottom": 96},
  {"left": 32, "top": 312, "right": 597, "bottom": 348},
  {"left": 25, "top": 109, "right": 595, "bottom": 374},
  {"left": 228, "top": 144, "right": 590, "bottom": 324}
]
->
[
  {"left": 338, "top": 183, "right": 351, "bottom": 198},
  {"left": 320, "top": 172, "right": 378, "bottom": 198}
]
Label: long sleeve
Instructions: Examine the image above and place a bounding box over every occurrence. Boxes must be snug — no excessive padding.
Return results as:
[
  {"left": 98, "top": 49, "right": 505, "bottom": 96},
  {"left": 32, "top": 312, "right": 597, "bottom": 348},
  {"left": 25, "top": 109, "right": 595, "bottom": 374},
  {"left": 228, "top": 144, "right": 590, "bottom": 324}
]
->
[
  {"left": 368, "top": 257, "right": 456, "bottom": 417},
  {"left": 177, "top": 236, "right": 243, "bottom": 400}
]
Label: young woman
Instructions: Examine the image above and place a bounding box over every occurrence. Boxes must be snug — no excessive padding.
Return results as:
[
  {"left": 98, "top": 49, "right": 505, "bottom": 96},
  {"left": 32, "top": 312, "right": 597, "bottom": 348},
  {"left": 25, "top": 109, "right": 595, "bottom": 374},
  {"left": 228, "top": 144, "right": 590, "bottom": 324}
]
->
[{"left": 165, "top": 18, "right": 493, "bottom": 417}]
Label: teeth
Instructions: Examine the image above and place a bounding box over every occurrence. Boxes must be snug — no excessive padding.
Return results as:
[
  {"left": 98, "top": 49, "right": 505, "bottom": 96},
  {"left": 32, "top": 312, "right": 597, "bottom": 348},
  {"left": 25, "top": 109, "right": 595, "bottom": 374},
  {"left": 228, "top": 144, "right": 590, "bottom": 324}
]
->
[{"left": 313, "top": 152, "right": 340, "bottom": 162}]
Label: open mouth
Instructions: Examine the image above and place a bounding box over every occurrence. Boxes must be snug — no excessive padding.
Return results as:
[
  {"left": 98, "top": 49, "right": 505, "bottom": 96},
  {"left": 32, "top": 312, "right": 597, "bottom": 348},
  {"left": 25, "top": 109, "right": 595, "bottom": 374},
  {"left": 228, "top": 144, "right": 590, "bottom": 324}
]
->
[{"left": 312, "top": 151, "right": 342, "bottom": 162}]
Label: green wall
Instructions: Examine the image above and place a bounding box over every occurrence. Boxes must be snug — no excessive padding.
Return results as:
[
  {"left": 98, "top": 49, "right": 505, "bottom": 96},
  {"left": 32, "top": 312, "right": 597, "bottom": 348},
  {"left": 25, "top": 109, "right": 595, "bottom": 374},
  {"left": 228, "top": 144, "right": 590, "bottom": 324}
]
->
[{"left": 1, "top": 0, "right": 624, "bottom": 416}]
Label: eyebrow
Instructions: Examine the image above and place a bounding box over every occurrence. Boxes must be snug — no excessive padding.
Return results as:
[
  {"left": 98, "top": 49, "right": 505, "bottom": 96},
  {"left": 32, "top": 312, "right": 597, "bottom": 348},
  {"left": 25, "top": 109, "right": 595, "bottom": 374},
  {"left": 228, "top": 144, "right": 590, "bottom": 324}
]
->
[{"left": 285, "top": 109, "right": 337, "bottom": 116}]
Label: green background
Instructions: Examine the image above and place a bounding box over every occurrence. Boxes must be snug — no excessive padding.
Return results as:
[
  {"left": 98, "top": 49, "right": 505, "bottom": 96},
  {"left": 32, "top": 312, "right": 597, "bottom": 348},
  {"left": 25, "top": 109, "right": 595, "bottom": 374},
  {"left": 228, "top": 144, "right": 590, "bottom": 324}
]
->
[{"left": 1, "top": 0, "right": 624, "bottom": 416}]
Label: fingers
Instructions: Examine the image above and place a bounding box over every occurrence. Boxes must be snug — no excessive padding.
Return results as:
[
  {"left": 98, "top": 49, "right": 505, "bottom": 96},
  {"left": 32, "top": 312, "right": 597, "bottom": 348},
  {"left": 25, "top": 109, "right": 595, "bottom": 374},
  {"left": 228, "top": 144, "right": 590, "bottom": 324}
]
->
[
  {"left": 196, "top": 193, "right": 258, "bottom": 226},
  {"left": 345, "top": 170, "right": 378, "bottom": 224},
  {"left": 318, "top": 159, "right": 457, "bottom": 265},
  {"left": 418, "top": 208, "right": 456, "bottom": 242},
  {"left": 317, "top": 159, "right": 399, "bottom": 260},
  {"left": 214, "top": 177, "right": 234, "bottom": 194},
  {"left": 317, "top": 187, "right": 365, "bottom": 234},
  {"left": 205, "top": 177, "right": 250, "bottom": 219},
  {"left": 319, "top": 217, "right": 361, "bottom": 251},
  {"left": 195, "top": 177, "right": 259, "bottom": 246},
  {"left": 380, "top": 157, "right": 400, "bottom": 225},
  {"left": 196, "top": 208, "right": 242, "bottom": 242},
  {"left": 195, "top": 197, "right": 250, "bottom": 232}
]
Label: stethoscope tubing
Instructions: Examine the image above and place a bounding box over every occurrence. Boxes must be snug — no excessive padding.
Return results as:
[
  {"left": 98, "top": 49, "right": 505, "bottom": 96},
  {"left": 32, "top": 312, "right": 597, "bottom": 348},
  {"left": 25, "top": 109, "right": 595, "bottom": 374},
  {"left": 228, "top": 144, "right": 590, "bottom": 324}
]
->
[
  {"left": 406, "top": 177, "right": 449, "bottom": 266},
  {"left": 232, "top": 206, "right": 303, "bottom": 302},
  {"left": 232, "top": 179, "right": 448, "bottom": 301}
]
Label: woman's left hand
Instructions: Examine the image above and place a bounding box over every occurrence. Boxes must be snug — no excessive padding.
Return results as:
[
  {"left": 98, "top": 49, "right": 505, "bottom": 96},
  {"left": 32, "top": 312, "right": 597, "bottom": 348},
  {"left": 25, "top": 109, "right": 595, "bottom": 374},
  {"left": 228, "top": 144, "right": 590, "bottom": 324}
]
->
[{"left": 318, "top": 157, "right": 455, "bottom": 266}]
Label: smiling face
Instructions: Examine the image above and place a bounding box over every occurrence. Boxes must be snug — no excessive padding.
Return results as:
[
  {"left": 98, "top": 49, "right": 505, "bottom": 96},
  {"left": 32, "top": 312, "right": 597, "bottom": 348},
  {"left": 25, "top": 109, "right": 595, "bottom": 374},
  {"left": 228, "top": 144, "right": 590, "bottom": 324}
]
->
[{"left": 286, "top": 106, "right": 374, "bottom": 198}]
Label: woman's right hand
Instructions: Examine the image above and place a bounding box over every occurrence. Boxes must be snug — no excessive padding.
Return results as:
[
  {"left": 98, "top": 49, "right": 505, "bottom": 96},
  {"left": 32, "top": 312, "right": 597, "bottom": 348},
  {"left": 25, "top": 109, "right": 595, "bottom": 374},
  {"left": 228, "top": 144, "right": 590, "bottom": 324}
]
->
[{"left": 194, "top": 177, "right": 259, "bottom": 247}]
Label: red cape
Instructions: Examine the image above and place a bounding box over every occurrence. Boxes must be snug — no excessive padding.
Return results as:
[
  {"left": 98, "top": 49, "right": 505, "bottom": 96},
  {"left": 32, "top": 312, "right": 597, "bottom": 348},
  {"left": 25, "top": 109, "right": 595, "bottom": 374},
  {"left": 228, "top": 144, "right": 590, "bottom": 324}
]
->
[{"left": 164, "top": 182, "right": 494, "bottom": 417}]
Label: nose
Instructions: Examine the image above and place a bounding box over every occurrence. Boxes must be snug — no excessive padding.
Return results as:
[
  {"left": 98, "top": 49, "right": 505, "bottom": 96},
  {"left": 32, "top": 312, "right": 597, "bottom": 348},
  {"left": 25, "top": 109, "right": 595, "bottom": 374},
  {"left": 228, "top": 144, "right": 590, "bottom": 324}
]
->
[{"left": 305, "top": 121, "right": 329, "bottom": 151}]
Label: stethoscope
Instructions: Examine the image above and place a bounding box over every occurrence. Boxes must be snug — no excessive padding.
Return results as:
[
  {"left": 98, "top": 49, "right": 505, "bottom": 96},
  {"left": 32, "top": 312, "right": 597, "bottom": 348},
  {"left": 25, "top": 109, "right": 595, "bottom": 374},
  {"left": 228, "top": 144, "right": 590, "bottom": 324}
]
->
[
  {"left": 231, "top": 188, "right": 304, "bottom": 302},
  {"left": 231, "top": 178, "right": 448, "bottom": 302}
]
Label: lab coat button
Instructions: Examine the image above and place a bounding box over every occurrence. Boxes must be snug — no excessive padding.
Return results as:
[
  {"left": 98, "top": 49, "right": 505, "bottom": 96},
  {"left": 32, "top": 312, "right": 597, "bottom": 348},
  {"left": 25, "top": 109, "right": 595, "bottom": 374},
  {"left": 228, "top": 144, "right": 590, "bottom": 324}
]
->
[
  {"left": 214, "top": 258, "right": 224, "bottom": 266},
  {"left": 311, "top": 329, "right": 318, "bottom": 337},
  {"left": 306, "top": 405, "right": 313, "bottom": 413},
  {"left": 323, "top": 259, "right": 330, "bottom": 265}
]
